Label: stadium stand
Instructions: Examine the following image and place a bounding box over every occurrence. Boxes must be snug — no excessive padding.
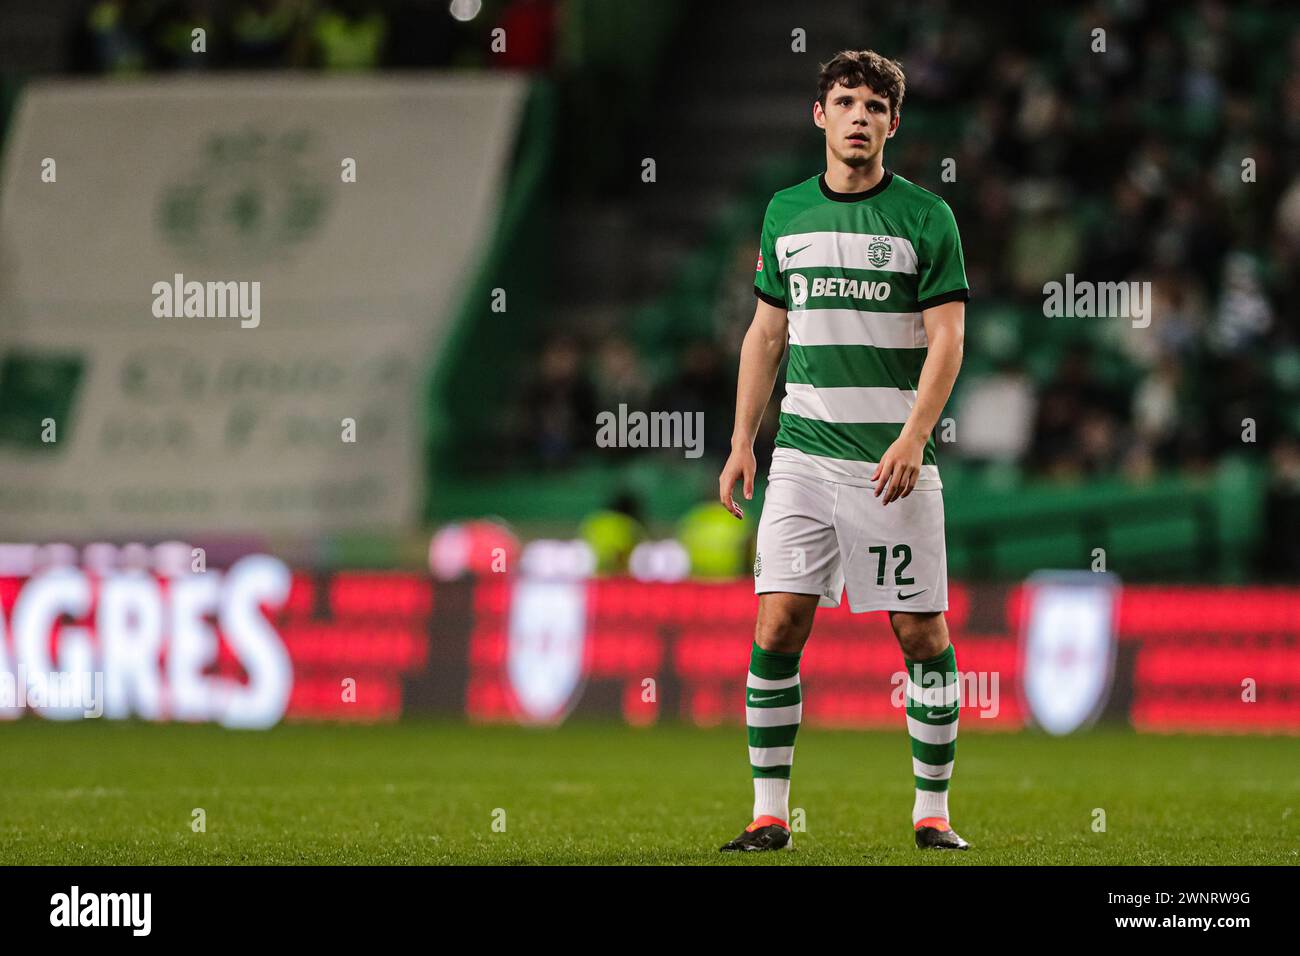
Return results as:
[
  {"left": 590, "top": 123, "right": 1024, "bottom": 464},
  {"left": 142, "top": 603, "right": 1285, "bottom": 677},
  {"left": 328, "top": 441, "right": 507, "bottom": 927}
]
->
[
  {"left": 2, "top": 0, "right": 1298, "bottom": 581},
  {"left": 439, "top": 0, "right": 1300, "bottom": 580}
]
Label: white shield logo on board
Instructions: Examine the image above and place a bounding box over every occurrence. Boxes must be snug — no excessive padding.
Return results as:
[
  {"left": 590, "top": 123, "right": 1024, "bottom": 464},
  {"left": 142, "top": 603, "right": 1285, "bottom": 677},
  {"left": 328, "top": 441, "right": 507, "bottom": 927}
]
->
[
  {"left": 506, "top": 578, "right": 588, "bottom": 725},
  {"left": 1020, "top": 571, "right": 1119, "bottom": 735}
]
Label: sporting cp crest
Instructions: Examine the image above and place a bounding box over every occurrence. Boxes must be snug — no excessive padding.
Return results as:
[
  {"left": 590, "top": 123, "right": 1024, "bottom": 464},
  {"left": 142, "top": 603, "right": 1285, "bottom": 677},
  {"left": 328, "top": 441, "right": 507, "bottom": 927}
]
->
[
  {"left": 505, "top": 578, "right": 588, "bottom": 725},
  {"left": 1020, "top": 571, "right": 1119, "bottom": 735},
  {"left": 157, "top": 128, "right": 332, "bottom": 267},
  {"left": 867, "top": 236, "right": 893, "bottom": 268}
]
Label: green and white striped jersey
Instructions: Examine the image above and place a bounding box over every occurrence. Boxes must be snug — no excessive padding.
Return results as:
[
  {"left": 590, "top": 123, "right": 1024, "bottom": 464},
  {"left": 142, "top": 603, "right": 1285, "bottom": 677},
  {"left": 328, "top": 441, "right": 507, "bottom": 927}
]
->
[{"left": 754, "top": 170, "right": 969, "bottom": 489}]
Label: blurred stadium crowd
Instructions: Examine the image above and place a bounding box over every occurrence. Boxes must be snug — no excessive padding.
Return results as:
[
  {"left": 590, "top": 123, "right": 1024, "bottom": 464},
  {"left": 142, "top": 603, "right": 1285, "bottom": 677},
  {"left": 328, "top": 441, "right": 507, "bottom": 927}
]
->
[
  {"left": 3, "top": 0, "right": 1299, "bottom": 577},
  {"left": 67, "top": 0, "right": 557, "bottom": 73},
  {"left": 519, "top": 1, "right": 1300, "bottom": 492},
  {"left": 51, "top": 1, "right": 1300, "bottom": 490}
]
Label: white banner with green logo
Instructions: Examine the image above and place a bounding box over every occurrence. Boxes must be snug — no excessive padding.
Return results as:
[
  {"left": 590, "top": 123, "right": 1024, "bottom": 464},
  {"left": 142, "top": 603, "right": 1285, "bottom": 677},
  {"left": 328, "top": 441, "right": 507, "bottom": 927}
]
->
[{"left": 0, "top": 75, "right": 525, "bottom": 537}]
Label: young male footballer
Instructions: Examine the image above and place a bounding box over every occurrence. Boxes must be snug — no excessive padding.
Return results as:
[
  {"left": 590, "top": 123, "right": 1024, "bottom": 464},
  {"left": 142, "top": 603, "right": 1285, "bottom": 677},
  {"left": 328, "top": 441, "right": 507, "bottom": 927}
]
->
[{"left": 718, "top": 50, "right": 970, "bottom": 852}]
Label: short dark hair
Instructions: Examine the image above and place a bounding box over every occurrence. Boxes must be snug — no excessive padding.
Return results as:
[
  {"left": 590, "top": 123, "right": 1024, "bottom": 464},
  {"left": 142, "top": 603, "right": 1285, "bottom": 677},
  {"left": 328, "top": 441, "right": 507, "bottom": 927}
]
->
[{"left": 817, "top": 50, "right": 906, "bottom": 120}]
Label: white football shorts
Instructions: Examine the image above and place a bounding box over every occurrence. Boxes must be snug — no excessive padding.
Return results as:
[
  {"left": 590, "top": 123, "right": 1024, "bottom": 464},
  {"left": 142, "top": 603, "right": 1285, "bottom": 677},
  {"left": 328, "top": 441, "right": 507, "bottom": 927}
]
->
[{"left": 753, "top": 470, "right": 948, "bottom": 613}]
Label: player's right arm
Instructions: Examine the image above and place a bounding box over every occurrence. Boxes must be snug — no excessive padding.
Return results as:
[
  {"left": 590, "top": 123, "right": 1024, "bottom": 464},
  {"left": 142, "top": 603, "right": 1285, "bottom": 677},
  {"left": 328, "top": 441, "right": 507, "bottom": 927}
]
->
[{"left": 719, "top": 297, "right": 788, "bottom": 519}]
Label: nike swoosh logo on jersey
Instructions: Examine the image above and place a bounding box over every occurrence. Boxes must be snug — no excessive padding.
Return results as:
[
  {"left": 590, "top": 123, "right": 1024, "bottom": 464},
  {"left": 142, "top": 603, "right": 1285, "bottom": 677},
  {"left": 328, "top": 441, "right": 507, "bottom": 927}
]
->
[
  {"left": 926, "top": 709, "right": 957, "bottom": 720},
  {"left": 747, "top": 694, "right": 785, "bottom": 703},
  {"left": 897, "top": 588, "right": 928, "bottom": 600},
  {"left": 918, "top": 766, "right": 947, "bottom": 778},
  {"left": 784, "top": 243, "right": 812, "bottom": 259}
]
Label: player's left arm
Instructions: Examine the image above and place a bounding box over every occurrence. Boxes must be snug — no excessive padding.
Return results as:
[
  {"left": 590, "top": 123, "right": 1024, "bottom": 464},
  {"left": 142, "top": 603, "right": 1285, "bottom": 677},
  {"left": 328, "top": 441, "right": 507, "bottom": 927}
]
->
[
  {"left": 873, "top": 197, "right": 969, "bottom": 505},
  {"left": 872, "top": 301, "right": 964, "bottom": 504}
]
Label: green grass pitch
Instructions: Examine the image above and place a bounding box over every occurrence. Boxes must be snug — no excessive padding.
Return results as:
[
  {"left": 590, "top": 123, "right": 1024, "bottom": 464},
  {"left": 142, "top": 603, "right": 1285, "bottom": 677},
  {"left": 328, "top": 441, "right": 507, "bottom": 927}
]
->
[{"left": 0, "top": 720, "right": 1295, "bottom": 865}]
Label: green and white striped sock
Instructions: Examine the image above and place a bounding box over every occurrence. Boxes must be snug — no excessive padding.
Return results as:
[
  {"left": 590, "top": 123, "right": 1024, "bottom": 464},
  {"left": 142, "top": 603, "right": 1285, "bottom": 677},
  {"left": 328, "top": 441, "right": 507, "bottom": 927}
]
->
[
  {"left": 904, "top": 643, "right": 959, "bottom": 825},
  {"left": 746, "top": 641, "right": 802, "bottom": 823}
]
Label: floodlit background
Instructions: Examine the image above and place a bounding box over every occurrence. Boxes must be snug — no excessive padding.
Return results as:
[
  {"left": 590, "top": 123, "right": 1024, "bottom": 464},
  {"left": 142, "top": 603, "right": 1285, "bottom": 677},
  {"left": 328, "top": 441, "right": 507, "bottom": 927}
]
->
[{"left": 0, "top": 0, "right": 1296, "bottom": 864}]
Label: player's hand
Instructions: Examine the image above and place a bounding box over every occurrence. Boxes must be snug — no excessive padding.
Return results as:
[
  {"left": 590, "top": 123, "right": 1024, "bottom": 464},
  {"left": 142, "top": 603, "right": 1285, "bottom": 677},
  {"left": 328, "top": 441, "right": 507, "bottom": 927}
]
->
[
  {"left": 871, "top": 434, "right": 925, "bottom": 506},
  {"left": 718, "top": 443, "right": 756, "bottom": 519}
]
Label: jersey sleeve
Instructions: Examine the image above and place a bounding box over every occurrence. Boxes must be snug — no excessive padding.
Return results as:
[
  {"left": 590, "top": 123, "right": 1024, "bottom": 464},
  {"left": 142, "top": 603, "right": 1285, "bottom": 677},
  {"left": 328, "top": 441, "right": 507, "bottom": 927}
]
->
[
  {"left": 915, "top": 199, "right": 970, "bottom": 311},
  {"left": 753, "top": 201, "right": 786, "bottom": 308}
]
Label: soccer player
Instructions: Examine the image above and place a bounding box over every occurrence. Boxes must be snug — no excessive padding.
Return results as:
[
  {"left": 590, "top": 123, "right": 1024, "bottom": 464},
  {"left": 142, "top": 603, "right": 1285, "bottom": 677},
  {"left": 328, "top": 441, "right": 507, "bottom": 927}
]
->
[{"left": 718, "top": 50, "right": 970, "bottom": 852}]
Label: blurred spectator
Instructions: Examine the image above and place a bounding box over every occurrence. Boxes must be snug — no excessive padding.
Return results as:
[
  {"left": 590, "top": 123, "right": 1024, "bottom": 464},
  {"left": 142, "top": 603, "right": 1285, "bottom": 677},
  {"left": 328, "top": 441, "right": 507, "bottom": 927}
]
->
[
  {"left": 579, "top": 492, "right": 646, "bottom": 575},
  {"left": 79, "top": 1, "right": 147, "bottom": 74},
  {"left": 652, "top": 339, "right": 734, "bottom": 461},
  {"left": 1130, "top": 356, "right": 1184, "bottom": 465},
  {"left": 493, "top": 0, "right": 557, "bottom": 70},
  {"left": 1008, "top": 196, "right": 1083, "bottom": 298},
  {"left": 518, "top": 336, "right": 595, "bottom": 469},
  {"left": 1211, "top": 251, "right": 1273, "bottom": 353},
  {"left": 591, "top": 335, "right": 651, "bottom": 415},
  {"left": 229, "top": 0, "right": 306, "bottom": 68},
  {"left": 307, "top": 0, "right": 387, "bottom": 70},
  {"left": 953, "top": 360, "right": 1036, "bottom": 462},
  {"left": 678, "top": 500, "right": 752, "bottom": 579},
  {"left": 1030, "top": 350, "right": 1125, "bottom": 479}
]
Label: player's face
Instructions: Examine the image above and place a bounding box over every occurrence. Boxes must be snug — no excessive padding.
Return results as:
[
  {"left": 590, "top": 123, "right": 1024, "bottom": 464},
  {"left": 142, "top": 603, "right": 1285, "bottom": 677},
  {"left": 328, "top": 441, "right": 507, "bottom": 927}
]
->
[{"left": 814, "top": 82, "right": 897, "bottom": 168}]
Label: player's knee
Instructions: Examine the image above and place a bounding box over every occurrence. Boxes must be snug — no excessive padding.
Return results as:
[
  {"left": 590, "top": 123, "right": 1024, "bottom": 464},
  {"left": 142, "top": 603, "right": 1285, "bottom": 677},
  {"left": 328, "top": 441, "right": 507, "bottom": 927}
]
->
[
  {"left": 755, "top": 601, "right": 814, "bottom": 654},
  {"left": 755, "top": 626, "right": 804, "bottom": 655},
  {"left": 891, "top": 612, "right": 948, "bottom": 660}
]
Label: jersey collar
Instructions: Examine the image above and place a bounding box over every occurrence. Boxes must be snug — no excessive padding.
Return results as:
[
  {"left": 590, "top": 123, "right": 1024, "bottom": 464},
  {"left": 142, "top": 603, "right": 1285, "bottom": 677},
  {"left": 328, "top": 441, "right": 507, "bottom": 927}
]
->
[{"left": 819, "top": 168, "right": 894, "bottom": 203}]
